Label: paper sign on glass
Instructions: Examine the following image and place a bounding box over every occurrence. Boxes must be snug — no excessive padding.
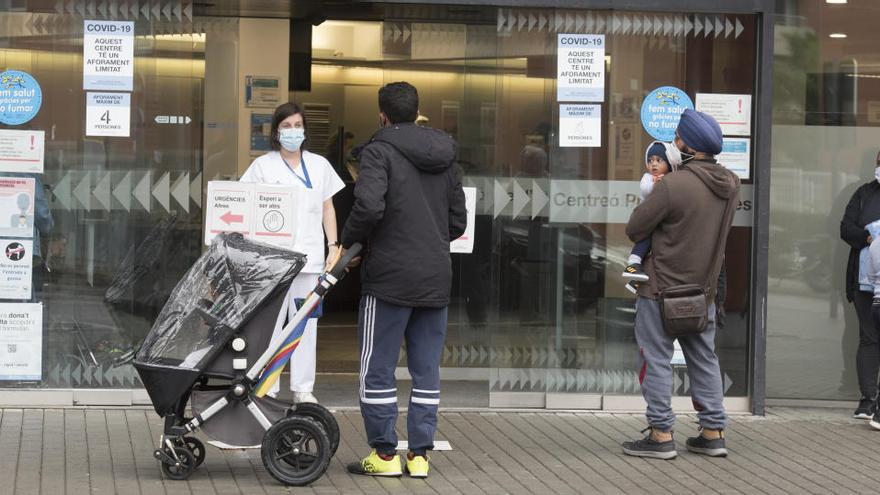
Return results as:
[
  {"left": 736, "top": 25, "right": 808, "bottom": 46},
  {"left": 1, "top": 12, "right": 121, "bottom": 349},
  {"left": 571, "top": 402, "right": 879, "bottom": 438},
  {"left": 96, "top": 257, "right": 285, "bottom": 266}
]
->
[
  {"left": 451, "top": 187, "right": 477, "bottom": 254},
  {"left": 0, "top": 176, "right": 35, "bottom": 238},
  {"left": 0, "top": 303, "right": 42, "bottom": 380},
  {"left": 695, "top": 93, "right": 752, "bottom": 137},
  {"left": 557, "top": 34, "right": 605, "bottom": 102},
  {"left": 205, "top": 181, "right": 299, "bottom": 250},
  {"left": 559, "top": 104, "right": 602, "bottom": 147},
  {"left": 0, "top": 130, "right": 44, "bottom": 173}
]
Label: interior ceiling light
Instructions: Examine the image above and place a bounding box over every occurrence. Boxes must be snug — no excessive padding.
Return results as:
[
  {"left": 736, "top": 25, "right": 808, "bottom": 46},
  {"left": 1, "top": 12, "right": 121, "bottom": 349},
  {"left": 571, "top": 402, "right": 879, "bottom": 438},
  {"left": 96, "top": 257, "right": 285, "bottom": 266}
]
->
[
  {"left": 826, "top": 0, "right": 847, "bottom": 4},
  {"left": 829, "top": 33, "right": 847, "bottom": 38}
]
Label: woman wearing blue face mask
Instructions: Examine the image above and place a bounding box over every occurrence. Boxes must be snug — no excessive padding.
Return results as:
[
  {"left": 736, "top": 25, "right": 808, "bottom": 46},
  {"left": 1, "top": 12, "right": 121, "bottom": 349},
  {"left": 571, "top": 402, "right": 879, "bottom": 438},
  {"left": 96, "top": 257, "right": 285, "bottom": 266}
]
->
[{"left": 240, "top": 102, "right": 345, "bottom": 404}]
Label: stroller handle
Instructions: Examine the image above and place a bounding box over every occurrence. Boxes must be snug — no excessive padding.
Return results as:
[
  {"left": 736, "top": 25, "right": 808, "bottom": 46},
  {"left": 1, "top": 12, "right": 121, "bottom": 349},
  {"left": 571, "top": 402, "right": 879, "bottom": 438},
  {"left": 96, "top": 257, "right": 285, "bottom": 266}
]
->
[{"left": 328, "top": 242, "right": 362, "bottom": 281}]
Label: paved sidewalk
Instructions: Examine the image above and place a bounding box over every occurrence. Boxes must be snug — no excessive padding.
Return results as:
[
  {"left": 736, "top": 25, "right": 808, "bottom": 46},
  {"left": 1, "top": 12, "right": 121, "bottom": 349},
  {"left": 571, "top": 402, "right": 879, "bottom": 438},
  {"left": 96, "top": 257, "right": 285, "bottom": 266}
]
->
[{"left": 0, "top": 406, "right": 877, "bottom": 494}]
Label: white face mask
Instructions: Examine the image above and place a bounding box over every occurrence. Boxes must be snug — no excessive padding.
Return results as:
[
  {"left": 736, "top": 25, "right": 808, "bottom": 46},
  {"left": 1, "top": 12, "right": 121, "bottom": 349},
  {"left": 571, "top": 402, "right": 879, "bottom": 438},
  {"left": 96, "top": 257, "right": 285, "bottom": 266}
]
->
[
  {"left": 674, "top": 140, "right": 695, "bottom": 164},
  {"left": 279, "top": 127, "right": 305, "bottom": 152},
  {"left": 875, "top": 166, "right": 880, "bottom": 184},
  {"left": 665, "top": 143, "right": 683, "bottom": 169}
]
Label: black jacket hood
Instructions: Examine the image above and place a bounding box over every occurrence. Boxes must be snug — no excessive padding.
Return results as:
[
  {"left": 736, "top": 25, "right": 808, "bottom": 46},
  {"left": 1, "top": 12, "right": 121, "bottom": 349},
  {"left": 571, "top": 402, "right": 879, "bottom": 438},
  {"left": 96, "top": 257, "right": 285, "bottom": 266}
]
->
[
  {"left": 366, "top": 123, "right": 457, "bottom": 173},
  {"left": 686, "top": 159, "right": 740, "bottom": 200}
]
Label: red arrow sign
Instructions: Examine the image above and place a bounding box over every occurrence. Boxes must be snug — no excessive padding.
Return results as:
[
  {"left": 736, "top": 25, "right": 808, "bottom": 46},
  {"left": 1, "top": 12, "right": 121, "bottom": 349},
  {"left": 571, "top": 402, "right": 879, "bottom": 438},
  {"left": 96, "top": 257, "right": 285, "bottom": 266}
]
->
[{"left": 220, "top": 211, "right": 244, "bottom": 225}]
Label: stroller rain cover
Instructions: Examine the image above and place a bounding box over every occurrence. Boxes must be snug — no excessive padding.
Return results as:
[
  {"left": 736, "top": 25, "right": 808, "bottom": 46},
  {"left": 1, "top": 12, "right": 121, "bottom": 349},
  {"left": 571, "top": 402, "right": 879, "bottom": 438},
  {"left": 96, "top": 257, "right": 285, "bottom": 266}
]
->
[{"left": 134, "top": 233, "right": 305, "bottom": 414}]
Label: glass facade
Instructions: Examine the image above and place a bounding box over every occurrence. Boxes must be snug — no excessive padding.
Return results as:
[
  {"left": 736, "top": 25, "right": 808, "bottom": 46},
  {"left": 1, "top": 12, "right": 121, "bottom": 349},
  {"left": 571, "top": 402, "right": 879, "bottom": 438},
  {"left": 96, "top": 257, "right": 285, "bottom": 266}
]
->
[
  {"left": 17, "top": 0, "right": 869, "bottom": 409},
  {"left": 767, "top": 0, "right": 880, "bottom": 401},
  {"left": 291, "top": 8, "right": 758, "bottom": 408},
  {"left": 0, "top": 8, "right": 210, "bottom": 389}
]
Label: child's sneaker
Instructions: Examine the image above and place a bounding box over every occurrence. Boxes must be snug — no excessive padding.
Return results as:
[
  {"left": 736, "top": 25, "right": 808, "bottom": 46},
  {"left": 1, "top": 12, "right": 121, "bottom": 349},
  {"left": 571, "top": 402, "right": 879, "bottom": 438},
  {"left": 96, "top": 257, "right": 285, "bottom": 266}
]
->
[
  {"left": 625, "top": 281, "right": 639, "bottom": 294},
  {"left": 405, "top": 452, "right": 429, "bottom": 478},
  {"left": 346, "top": 450, "right": 402, "bottom": 477},
  {"left": 622, "top": 263, "right": 649, "bottom": 281}
]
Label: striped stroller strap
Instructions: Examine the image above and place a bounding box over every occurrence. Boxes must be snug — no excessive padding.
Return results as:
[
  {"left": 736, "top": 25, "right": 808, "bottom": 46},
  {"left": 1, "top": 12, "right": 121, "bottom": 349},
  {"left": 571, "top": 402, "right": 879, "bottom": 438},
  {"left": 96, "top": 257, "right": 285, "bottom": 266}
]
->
[{"left": 254, "top": 297, "right": 321, "bottom": 397}]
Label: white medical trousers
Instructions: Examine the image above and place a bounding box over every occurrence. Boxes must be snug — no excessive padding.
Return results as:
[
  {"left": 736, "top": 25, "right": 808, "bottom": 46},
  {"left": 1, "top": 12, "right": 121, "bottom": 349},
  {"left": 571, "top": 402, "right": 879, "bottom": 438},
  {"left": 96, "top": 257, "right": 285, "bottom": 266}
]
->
[{"left": 269, "top": 272, "right": 319, "bottom": 395}]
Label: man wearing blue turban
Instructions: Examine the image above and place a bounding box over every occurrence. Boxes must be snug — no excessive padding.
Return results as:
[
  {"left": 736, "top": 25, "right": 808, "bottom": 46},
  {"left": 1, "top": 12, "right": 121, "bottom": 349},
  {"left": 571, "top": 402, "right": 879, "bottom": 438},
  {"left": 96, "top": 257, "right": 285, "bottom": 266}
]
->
[{"left": 622, "top": 108, "right": 741, "bottom": 460}]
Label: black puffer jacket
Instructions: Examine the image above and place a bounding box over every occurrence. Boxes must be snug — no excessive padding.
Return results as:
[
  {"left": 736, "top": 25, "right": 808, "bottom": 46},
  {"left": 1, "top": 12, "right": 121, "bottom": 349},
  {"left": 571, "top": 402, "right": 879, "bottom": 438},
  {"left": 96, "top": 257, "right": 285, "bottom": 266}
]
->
[{"left": 341, "top": 123, "right": 467, "bottom": 307}]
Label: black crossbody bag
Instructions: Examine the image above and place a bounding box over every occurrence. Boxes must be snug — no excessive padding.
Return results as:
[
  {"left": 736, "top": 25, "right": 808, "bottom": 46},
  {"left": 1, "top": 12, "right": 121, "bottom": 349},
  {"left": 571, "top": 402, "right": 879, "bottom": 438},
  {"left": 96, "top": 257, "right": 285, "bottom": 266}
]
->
[{"left": 658, "top": 178, "right": 736, "bottom": 337}]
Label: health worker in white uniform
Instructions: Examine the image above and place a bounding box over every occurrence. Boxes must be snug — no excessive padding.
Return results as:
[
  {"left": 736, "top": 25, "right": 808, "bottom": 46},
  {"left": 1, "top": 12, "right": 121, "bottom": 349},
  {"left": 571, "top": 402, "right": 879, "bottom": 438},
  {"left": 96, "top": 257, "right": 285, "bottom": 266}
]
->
[{"left": 240, "top": 102, "right": 345, "bottom": 404}]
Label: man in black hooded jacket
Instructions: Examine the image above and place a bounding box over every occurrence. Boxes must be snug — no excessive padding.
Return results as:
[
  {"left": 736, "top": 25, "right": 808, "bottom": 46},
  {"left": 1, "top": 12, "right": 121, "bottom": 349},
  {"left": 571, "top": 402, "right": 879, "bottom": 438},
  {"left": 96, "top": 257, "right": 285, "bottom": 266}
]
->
[{"left": 342, "top": 81, "right": 467, "bottom": 478}]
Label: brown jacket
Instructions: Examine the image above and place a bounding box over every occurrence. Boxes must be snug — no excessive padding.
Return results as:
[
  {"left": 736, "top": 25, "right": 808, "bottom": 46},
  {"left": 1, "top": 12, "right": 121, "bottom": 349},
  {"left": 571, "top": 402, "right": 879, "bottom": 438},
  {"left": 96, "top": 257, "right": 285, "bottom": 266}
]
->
[{"left": 625, "top": 159, "right": 740, "bottom": 301}]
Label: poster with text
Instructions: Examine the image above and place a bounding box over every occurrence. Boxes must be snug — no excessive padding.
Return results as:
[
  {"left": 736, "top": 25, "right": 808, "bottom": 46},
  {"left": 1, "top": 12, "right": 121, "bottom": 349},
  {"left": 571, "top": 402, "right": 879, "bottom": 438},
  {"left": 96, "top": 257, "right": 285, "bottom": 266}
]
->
[
  {"left": 0, "top": 129, "right": 44, "bottom": 173},
  {"left": 451, "top": 187, "right": 477, "bottom": 254},
  {"left": 559, "top": 104, "right": 602, "bottom": 147},
  {"left": 695, "top": 93, "right": 752, "bottom": 137},
  {"left": 640, "top": 86, "right": 694, "bottom": 141},
  {"left": 557, "top": 34, "right": 605, "bottom": 102},
  {"left": 0, "top": 239, "right": 33, "bottom": 300},
  {"left": 0, "top": 302, "right": 42, "bottom": 381},
  {"left": 86, "top": 92, "right": 131, "bottom": 137},
  {"left": 83, "top": 20, "right": 134, "bottom": 91},
  {"left": 205, "top": 181, "right": 299, "bottom": 249},
  {"left": 0, "top": 176, "right": 35, "bottom": 238},
  {"left": 0, "top": 70, "right": 43, "bottom": 126},
  {"left": 717, "top": 138, "right": 751, "bottom": 180}
]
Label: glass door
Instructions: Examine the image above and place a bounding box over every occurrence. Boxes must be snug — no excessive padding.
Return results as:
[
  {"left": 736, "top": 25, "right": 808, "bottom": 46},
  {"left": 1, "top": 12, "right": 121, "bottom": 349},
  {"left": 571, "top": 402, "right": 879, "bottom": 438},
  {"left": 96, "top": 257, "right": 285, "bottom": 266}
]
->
[{"left": 487, "top": 7, "right": 758, "bottom": 409}]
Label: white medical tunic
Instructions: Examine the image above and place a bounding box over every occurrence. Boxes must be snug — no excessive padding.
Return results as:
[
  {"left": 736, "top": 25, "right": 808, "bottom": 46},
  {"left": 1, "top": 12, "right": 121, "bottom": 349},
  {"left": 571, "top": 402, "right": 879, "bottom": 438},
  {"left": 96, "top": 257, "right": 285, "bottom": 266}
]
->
[{"left": 240, "top": 150, "right": 345, "bottom": 273}]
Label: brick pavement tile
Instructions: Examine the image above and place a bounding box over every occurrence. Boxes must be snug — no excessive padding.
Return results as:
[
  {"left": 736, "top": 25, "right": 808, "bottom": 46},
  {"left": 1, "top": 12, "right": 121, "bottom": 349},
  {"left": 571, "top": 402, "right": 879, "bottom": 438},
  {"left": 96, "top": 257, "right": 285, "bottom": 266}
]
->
[
  {"left": 726, "top": 418, "right": 840, "bottom": 494},
  {"left": 428, "top": 412, "right": 531, "bottom": 495},
  {"left": 425, "top": 416, "right": 495, "bottom": 494},
  {"left": 64, "top": 410, "right": 92, "bottom": 495},
  {"left": 566, "top": 415, "right": 678, "bottom": 495},
  {"left": 40, "top": 410, "right": 65, "bottom": 495},
  {"left": 467, "top": 412, "right": 583, "bottom": 494},
  {"left": 15, "top": 409, "right": 43, "bottom": 495},
  {"left": 0, "top": 410, "right": 22, "bottom": 492},
  {"left": 445, "top": 412, "right": 553, "bottom": 495},
  {"left": 748, "top": 414, "right": 880, "bottom": 487},
  {"left": 501, "top": 413, "right": 624, "bottom": 494},
  {"left": 749, "top": 416, "right": 876, "bottom": 493},
  {"left": 423, "top": 416, "right": 486, "bottom": 494},
  {"left": 123, "top": 409, "right": 168, "bottom": 495},
  {"left": 732, "top": 416, "right": 867, "bottom": 493},
  {"left": 602, "top": 414, "right": 704, "bottom": 495},
  {"left": 105, "top": 410, "right": 142, "bottom": 495},
  {"left": 84, "top": 410, "right": 120, "bottom": 495},
  {"left": 536, "top": 413, "right": 643, "bottom": 494},
  {"left": 660, "top": 416, "right": 776, "bottom": 494},
  {"left": 9, "top": 407, "right": 880, "bottom": 494},
  {"left": 698, "top": 418, "right": 805, "bottom": 493},
  {"left": 612, "top": 413, "right": 739, "bottom": 494}
]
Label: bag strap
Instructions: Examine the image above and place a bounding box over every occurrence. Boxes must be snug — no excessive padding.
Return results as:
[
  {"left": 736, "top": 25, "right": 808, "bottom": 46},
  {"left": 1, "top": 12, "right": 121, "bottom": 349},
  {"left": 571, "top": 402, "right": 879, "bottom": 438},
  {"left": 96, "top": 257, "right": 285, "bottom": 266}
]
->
[{"left": 705, "top": 173, "right": 737, "bottom": 291}]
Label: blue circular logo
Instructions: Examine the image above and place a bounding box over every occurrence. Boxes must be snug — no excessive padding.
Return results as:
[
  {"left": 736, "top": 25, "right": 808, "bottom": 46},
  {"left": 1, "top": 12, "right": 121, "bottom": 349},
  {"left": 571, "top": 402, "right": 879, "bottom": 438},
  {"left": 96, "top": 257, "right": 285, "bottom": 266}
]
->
[
  {"left": 0, "top": 70, "right": 43, "bottom": 126},
  {"left": 640, "top": 86, "right": 694, "bottom": 141}
]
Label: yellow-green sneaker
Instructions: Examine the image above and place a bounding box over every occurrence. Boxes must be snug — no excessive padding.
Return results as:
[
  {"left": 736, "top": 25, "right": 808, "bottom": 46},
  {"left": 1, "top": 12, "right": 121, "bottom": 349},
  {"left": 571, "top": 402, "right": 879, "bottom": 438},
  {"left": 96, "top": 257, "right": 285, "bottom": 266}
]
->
[
  {"left": 346, "top": 450, "right": 402, "bottom": 477},
  {"left": 405, "top": 452, "right": 429, "bottom": 478}
]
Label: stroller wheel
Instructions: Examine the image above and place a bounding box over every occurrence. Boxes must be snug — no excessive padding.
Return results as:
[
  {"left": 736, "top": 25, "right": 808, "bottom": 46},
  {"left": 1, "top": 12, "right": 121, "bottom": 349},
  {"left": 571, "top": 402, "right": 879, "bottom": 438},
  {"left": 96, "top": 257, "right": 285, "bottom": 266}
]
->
[
  {"left": 261, "top": 416, "right": 331, "bottom": 486},
  {"left": 175, "top": 436, "right": 206, "bottom": 467},
  {"left": 289, "top": 403, "right": 340, "bottom": 457},
  {"left": 160, "top": 446, "right": 196, "bottom": 480}
]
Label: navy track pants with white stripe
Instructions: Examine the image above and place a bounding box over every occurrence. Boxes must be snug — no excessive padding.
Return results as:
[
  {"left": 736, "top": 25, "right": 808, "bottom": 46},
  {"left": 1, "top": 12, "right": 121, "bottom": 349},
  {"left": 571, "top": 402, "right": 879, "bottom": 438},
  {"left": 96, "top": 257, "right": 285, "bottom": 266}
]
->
[{"left": 358, "top": 294, "right": 448, "bottom": 455}]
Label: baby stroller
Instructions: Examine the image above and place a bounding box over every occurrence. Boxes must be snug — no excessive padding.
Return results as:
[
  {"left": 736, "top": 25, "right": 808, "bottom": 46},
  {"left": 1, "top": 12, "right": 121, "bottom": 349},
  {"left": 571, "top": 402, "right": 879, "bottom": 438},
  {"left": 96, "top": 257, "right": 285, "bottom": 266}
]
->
[{"left": 133, "top": 232, "right": 361, "bottom": 486}]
